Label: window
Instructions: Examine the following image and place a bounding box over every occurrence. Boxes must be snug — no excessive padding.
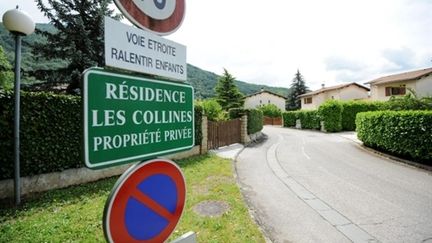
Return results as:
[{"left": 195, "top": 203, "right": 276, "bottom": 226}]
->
[
  {"left": 268, "top": 100, "right": 270, "bottom": 104},
  {"left": 304, "top": 97, "right": 312, "bottom": 104},
  {"left": 385, "top": 85, "right": 406, "bottom": 96},
  {"left": 260, "top": 100, "right": 262, "bottom": 104}
]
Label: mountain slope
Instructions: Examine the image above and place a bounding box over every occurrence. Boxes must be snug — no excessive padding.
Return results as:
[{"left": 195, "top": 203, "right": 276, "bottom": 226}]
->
[{"left": 0, "top": 23, "right": 289, "bottom": 98}]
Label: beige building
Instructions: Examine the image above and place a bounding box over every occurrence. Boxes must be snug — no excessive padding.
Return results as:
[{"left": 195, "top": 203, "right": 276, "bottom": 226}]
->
[
  {"left": 244, "top": 89, "right": 287, "bottom": 111},
  {"left": 298, "top": 83, "right": 370, "bottom": 110},
  {"left": 365, "top": 67, "right": 432, "bottom": 101}
]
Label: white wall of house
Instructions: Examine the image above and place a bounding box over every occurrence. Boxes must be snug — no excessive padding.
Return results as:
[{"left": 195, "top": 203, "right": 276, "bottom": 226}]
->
[
  {"left": 415, "top": 75, "right": 432, "bottom": 97},
  {"left": 301, "top": 85, "right": 369, "bottom": 109},
  {"left": 244, "top": 92, "right": 286, "bottom": 111},
  {"left": 371, "top": 81, "right": 414, "bottom": 101}
]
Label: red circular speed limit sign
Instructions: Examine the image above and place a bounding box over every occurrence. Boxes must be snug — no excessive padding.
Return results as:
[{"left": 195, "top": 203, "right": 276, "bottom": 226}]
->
[{"left": 114, "top": 0, "right": 185, "bottom": 35}]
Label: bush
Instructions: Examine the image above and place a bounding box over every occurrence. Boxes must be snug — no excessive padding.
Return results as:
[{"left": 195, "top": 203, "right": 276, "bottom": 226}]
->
[
  {"left": 386, "top": 94, "right": 432, "bottom": 111},
  {"left": 297, "top": 110, "right": 320, "bottom": 130},
  {"left": 0, "top": 92, "right": 205, "bottom": 180},
  {"left": 246, "top": 109, "right": 263, "bottom": 134},
  {"left": 200, "top": 99, "right": 225, "bottom": 121},
  {"left": 0, "top": 91, "right": 82, "bottom": 180},
  {"left": 356, "top": 110, "right": 432, "bottom": 163},
  {"left": 194, "top": 103, "right": 203, "bottom": 145},
  {"left": 318, "top": 100, "right": 343, "bottom": 132},
  {"left": 258, "top": 104, "right": 282, "bottom": 118},
  {"left": 282, "top": 111, "right": 298, "bottom": 127},
  {"left": 228, "top": 108, "right": 246, "bottom": 119},
  {"left": 341, "top": 101, "right": 385, "bottom": 131}
]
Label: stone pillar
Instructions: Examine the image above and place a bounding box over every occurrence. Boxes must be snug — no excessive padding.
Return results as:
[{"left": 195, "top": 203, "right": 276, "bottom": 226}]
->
[
  {"left": 200, "top": 116, "right": 208, "bottom": 154},
  {"left": 240, "top": 115, "right": 250, "bottom": 144}
]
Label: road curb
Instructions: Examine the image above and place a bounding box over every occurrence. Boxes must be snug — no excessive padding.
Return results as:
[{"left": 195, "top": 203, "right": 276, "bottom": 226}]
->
[
  {"left": 232, "top": 134, "right": 274, "bottom": 243},
  {"left": 338, "top": 134, "right": 432, "bottom": 173}
]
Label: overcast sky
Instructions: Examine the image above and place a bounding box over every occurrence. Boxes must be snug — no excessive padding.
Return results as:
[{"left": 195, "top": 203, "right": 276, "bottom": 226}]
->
[{"left": 1, "top": 0, "right": 431, "bottom": 90}]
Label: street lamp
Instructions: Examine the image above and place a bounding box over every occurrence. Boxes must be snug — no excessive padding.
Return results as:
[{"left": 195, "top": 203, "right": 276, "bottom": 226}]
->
[{"left": 2, "top": 6, "right": 35, "bottom": 205}]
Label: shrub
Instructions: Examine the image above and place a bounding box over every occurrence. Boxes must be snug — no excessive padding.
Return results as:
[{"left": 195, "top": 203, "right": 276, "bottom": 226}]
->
[
  {"left": 386, "top": 93, "right": 432, "bottom": 111},
  {"left": 194, "top": 103, "right": 203, "bottom": 145},
  {"left": 246, "top": 109, "right": 263, "bottom": 134},
  {"left": 297, "top": 110, "right": 320, "bottom": 130},
  {"left": 228, "top": 108, "right": 246, "bottom": 119},
  {"left": 341, "top": 101, "right": 385, "bottom": 131},
  {"left": 0, "top": 91, "right": 82, "bottom": 180},
  {"left": 199, "top": 99, "right": 225, "bottom": 121},
  {"left": 0, "top": 92, "right": 205, "bottom": 180},
  {"left": 318, "top": 100, "right": 343, "bottom": 132},
  {"left": 258, "top": 104, "right": 282, "bottom": 118},
  {"left": 282, "top": 111, "right": 298, "bottom": 127},
  {"left": 356, "top": 110, "right": 432, "bottom": 163}
]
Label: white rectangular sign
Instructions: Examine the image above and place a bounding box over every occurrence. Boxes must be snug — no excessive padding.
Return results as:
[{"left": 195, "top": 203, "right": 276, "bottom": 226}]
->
[{"left": 104, "top": 17, "right": 187, "bottom": 81}]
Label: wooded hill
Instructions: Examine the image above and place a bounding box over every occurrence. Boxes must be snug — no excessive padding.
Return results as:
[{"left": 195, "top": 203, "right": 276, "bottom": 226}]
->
[{"left": 0, "top": 23, "right": 289, "bottom": 99}]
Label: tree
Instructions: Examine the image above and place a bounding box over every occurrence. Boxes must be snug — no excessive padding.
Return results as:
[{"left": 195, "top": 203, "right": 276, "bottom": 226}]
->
[
  {"left": 258, "top": 104, "right": 282, "bottom": 118},
  {"left": 199, "top": 99, "right": 226, "bottom": 121},
  {"left": 0, "top": 45, "right": 13, "bottom": 90},
  {"left": 214, "top": 69, "right": 244, "bottom": 110},
  {"left": 286, "top": 69, "right": 310, "bottom": 110},
  {"left": 33, "top": 0, "right": 121, "bottom": 94}
]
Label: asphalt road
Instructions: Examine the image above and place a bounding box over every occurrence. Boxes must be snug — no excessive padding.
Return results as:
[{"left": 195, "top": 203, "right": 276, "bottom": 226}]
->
[{"left": 236, "top": 126, "right": 432, "bottom": 243}]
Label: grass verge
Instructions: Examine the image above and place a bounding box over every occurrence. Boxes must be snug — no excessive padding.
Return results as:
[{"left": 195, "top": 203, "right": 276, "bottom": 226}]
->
[{"left": 0, "top": 154, "right": 265, "bottom": 242}]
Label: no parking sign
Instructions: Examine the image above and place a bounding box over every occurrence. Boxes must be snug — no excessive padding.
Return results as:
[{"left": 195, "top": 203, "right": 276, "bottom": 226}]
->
[{"left": 103, "top": 159, "right": 186, "bottom": 242}]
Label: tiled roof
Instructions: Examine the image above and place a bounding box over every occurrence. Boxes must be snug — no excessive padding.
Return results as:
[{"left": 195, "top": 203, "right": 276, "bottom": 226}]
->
[
  {"left": 245, "top": 90, "right": 287, "bottom": 99},
  {"left": 298, "top": 82, "right": 369, "bottom": 98},
  {"left": 365, "top": 67, "right": 432, "bottom": 85}
]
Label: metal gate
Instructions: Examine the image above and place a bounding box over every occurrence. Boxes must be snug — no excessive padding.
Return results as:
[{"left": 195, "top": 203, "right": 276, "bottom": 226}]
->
[{"left": 207, "top": 118, "right": 241, "bottom": 150}]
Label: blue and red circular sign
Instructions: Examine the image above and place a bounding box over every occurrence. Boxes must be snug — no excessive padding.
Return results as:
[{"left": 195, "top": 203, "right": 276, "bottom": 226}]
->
[
  {"left": 103, "top": 159, "right": 186, "bottom": 243},
  {"left": 114, "top": 0, "right": 185, "bottom": 35}
]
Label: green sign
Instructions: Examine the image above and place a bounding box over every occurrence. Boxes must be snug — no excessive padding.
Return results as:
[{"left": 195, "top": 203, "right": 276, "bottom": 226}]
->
[{"left": 83, "top": 68, "right": 194, "bottom": 169}]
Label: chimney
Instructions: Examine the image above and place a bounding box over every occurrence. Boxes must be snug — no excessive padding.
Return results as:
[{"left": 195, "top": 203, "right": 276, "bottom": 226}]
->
[
  {"left": 261, "top": 87, "right": 264, "bottom": 92},
  {"left": 321, "top": 83, "right": 325, "bottom": 88}
]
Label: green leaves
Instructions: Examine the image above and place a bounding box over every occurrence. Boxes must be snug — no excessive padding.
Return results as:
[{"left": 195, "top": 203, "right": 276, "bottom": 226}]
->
[
  {"left": 246, "top": 109, "right": 263, "bottom": 134},
  {"left": 214, "top": 69, "right": 245, "bottom": 111},
  {"left": 356, "top": 110, "right": 432, "bottom": 163},
  {"left": 318, "top": 100, "right": 343, "bottom": 132}
]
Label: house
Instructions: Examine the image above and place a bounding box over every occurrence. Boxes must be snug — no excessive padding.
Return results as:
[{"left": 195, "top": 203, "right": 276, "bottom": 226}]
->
[
  {"left": 244, "top": 89, "right": 287, "bottom": 111},
  {"left": 365, "top": 67, "right": 432, "bottom": 101},
  {"left": 298, "top": 83, "right": 370, "bottom": 110}
]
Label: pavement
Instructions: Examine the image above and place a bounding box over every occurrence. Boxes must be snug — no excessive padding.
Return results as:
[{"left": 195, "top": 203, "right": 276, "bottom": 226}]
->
[
  {"left": 209, "top": 143, "right": 244, "bottom": 159},
  {"left": 234, "top": 126, "right": 432, "bottom": 243}
]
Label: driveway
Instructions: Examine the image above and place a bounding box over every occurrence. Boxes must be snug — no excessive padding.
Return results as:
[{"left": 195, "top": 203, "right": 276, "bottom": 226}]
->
[{"left": 236, "top": 126, "right": 432, "bottom": 243}]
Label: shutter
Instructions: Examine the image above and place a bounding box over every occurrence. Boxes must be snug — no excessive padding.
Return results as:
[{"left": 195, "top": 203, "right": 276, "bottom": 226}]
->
[
  {"left": 385, "top": 87, "right": 391, "bottom": 96},
  {"left": 400, "top": 86, "right": 406, "bottom": 95}
]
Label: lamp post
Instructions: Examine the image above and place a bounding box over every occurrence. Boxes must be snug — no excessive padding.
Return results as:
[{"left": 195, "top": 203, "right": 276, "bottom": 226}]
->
[{"left": 2, "top": 6, "right": 35, "bottom": 205}]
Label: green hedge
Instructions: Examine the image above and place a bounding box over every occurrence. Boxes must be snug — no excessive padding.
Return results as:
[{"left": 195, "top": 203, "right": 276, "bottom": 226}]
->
[
  {"left": 246, "top": 109, "right": 263, "bottom": 134},
  {"left": 0, "top": 91, "right": 82, "bottom": 180},
  {"left": 258, "top": 104, "right": 282, "bottom": 118},
  {"left": 297, "top": 110, "right": 320, "bottom": 130},
  {"left": 341, "top": 101, "right": 385, "bottom": 131},
  {"left": 228, "top": 108, "right": 246, "bottom": 119},
  {"left": 282, "top": 111, "right": 297, "bottom": 127},
  {"left": 318, "top": 100, "right": 343, "bottom": 132},
  {"left": 194, "top": 104, "right": 203, "bottom": 145},
  {"left": 356, "top": 110, "right": 432, "bottom": 163},
  {"left": 0, "top": 92, "right": 204, "bottom": 180}
]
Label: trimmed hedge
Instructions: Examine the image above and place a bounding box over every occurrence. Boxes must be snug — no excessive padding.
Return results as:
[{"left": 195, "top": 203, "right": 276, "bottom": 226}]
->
[
  {"left": 0, "top": 91, "right": 82, "bottom": 180},
  {"left": 246, "top": 109, "right": 263, "bottom": 134},
  {"left": 341, "top": 101, "right": 385, "bottom": 131},
  {"left": 297, "top": 110, "right": 320, "bottom": 130},
  {"left": 318, "top": 100, "right": 343, "bottom": 132},
  {"left": 0, "top": 91, "right": 205, "bottom": 180},
  {"left": 258, "top": 104, "right": 282, "bottom": 118},
  {"left": 356, "top": 110, "right": 432, "bottom": 163},
  {"left": 282, "top": 111, "right": 297, "bottom": 127},
  {"left": 228, "top": 107, "right": 246, "bottom": 119},
  {"left": 194, "top": 104, "right": 203, "bottom": 145}
]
